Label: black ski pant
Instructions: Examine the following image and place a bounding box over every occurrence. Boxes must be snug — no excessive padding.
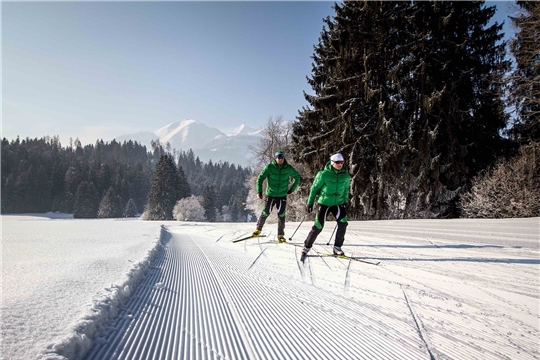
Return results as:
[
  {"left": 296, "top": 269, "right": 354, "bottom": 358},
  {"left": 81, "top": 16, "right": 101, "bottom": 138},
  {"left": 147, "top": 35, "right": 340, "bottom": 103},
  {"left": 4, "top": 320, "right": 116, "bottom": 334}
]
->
[
  {"left": 304, "top": 204, "right": 348, "bottom": 248},
  {"left": 256, "top": 196, "right": 286, "bottom": 235}
]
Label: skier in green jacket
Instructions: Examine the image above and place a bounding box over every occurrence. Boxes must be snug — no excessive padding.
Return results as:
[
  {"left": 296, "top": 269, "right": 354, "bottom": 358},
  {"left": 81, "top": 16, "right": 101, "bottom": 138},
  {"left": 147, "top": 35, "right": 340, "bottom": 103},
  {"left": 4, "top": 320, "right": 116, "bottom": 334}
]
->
[
  {"left": 302, "top": 153, "right": 351, "bottom": 256},
  {"left": 252, "top": 150, "right": 300, "bottom": 243}
]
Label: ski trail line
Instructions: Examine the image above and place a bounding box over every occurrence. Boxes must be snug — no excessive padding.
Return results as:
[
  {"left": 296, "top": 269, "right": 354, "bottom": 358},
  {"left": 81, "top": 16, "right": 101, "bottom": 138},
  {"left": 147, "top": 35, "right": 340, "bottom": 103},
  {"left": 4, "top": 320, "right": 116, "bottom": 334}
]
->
[
  {"left": 401, "top": 285, "right": 436, "bottom": 360},
  {"left": 85, "top": 227, "right": 431, "bottom": 360}
]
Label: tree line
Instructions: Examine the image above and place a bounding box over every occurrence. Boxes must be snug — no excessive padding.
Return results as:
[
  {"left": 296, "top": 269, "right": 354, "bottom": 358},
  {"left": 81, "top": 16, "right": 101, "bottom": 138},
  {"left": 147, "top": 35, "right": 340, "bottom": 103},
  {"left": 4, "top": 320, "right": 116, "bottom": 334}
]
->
[
  {"left": 1, "top": 136, "right": 252, "bottom": 221},
  {"left": 143, "top": 149, "right": 252, "bottom": 222}
]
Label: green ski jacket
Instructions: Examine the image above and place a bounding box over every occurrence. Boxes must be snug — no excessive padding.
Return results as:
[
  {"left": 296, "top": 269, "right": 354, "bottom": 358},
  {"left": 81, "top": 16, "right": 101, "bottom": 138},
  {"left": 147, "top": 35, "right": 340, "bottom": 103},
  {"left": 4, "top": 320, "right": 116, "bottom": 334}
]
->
[
  {"left": 307, "top": 161, "right": 350, "bottom": 206},
  {"left": 256, "top": 160, "right": 300, "bottom": 198}
]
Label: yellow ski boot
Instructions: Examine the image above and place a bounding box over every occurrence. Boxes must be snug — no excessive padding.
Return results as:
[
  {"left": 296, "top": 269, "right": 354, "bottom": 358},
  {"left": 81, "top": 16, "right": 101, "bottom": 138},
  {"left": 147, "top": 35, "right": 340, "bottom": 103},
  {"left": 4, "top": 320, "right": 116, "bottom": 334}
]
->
[
  {"left": 252, "top": 229, "right": 261, "bottom": 237},
  {"left": 277, "top": 234, "right": 286, "bottom": 243}
]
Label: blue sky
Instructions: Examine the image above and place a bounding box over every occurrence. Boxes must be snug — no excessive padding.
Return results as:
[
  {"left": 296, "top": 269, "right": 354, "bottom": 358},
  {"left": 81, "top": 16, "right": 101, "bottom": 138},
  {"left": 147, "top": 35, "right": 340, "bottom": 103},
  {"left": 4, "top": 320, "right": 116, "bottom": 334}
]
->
[{"left": 2, "top": 1, "right": 514, "bottom": 146}]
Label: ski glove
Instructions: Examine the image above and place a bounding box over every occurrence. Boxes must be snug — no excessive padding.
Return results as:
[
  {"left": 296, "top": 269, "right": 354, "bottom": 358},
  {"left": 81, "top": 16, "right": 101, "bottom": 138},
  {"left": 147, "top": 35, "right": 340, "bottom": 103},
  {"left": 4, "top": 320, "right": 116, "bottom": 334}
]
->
[
  {"left": 257, "top": 193, "right": 263, "bottom": 199},
  {"left": 306, "top": 204, "right": 313, "bottom": 214}
]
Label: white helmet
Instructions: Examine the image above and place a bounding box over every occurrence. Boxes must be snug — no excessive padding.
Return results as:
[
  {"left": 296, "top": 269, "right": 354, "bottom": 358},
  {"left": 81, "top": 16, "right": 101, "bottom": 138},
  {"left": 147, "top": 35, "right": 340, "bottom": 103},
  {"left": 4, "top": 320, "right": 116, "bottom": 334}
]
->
[{"left": 330, "top": 153, "right": 344, "bottom": 162}]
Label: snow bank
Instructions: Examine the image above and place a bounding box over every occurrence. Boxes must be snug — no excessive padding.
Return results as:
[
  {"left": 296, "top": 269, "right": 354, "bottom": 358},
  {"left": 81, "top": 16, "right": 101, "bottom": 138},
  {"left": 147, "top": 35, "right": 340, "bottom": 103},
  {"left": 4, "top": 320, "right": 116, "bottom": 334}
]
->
[{"left": 38, "top": 225, "right": 169, "bottom": 360}]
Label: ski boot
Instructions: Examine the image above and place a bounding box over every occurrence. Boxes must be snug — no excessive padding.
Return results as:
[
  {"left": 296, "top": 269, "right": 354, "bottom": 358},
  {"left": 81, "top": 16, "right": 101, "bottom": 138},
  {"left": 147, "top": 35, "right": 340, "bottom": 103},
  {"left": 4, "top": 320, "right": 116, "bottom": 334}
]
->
[
  {"left": 277, "top": 234, "right": 286, "bottom": 243},
  {"left": 300, "top": 247, "right": 310, "bottom": 262},
  {"left": 333, "top": 246, "right": 345, "bottom": 256}
]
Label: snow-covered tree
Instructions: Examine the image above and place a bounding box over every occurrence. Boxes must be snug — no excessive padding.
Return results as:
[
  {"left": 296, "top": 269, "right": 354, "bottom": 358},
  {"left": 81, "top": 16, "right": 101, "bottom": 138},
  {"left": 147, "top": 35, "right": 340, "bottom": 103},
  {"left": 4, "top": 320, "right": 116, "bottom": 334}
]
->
[
  {"left": 123, "top": 198, "right": 138, "bottom": 218},
  {"left": 173, "top": 195, "right": 205, "bottom": 221},
  {"left": 98, "top": 186, "right": 123, "bottom": 218},
  {"left": 460, "top": 143, "right": 540, "bottom": 218}
]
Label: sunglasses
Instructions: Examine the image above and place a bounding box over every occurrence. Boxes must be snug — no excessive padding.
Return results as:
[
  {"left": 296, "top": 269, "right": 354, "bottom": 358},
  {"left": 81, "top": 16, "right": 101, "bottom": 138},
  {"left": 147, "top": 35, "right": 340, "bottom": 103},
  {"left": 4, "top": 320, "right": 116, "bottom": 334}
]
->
[
  {"left": 333, "top": 161, "right": 344, "bottom": 164},
  {"left": 276, "top": 154, "right": 284, "bottom": 159}
]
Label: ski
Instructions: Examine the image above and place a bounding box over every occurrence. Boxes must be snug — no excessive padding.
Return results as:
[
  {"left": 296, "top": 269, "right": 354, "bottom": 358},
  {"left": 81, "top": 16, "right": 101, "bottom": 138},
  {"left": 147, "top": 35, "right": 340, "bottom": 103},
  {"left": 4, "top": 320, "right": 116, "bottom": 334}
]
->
[
  {"left": 232, "top": 234, "right": 267, "bottom": 243},
  {"left": 317, "top": 252, "right": 380, "bottom": 265}
]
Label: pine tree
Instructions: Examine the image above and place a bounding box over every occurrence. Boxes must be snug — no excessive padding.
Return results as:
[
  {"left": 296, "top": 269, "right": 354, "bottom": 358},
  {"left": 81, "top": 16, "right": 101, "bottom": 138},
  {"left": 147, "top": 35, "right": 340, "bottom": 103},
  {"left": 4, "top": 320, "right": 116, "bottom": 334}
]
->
[
  {"left": 201, "top": 185, "right": 217, "bottom": 222},
  {"left": 96, "top": 163, "right": 111, "bottom": 198},
  {"left": 144, "top": 155, "right": 184, "bottom": 220},
  {"left": 400, "top": 1, "right": 509, "bottom": 217},
  {"left": 124, "top": 198, "right": 138, "bottom": 217},
  {"left": 74, "top": 181, "right": 99, "bottom": 218},
  {"left": 97, "top": 186, "right": 123, "bottom": 218},
  {"left": 177, "top": 164, "right": 191, "bottom": 199}
]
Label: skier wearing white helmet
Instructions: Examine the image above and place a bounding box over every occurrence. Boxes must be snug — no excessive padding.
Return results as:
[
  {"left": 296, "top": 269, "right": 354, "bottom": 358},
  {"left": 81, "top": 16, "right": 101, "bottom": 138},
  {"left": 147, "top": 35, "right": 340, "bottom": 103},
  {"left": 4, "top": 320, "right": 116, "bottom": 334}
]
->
[{"left": 302, "top": 153, "right": 350, "bottom": 258}]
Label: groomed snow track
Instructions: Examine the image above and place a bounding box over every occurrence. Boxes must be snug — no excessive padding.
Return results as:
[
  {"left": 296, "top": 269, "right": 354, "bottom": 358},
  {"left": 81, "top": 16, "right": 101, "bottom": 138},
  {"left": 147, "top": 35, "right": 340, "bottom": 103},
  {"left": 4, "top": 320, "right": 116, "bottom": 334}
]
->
[{"left": 84, "top": 227, "right": 431, "bottom": 360}]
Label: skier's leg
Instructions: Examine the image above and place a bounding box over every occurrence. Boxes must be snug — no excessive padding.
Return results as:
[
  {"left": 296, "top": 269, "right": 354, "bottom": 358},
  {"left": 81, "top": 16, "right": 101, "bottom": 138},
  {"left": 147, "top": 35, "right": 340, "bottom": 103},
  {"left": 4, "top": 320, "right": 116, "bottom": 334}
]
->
[
  {"left": 256, "top": 197, "right": 274, "bottom": 231},
  {"left": 277, "top": 197, "right": 286, "bottom": 236},
  {"left": 304, "top": 205, "right": 329, "bottom": 248},
  {"left": 333, "top": 205, "right": 348, "bottom": 248}
]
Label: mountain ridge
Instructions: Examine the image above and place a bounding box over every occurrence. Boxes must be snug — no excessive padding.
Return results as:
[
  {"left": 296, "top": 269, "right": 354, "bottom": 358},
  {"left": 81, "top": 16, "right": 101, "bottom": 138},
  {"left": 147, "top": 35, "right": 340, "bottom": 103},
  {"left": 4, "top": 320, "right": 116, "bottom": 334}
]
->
[{"left": 115, "top": 120, "right": 261, "bottom": 167}]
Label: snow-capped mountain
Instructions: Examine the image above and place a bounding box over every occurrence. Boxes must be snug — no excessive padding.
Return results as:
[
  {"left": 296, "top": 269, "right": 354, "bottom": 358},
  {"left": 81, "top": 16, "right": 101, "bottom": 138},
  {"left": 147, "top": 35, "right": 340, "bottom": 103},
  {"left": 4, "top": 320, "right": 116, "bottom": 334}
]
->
[
  {"left": 154, "top": 120, "right": 225, "bottom": 153},
  {"left": 227, "top": 124, "right": 262, "bottom": 137},
  {"left": 115, "top": 120, "right": 261, "bottom": 167}
]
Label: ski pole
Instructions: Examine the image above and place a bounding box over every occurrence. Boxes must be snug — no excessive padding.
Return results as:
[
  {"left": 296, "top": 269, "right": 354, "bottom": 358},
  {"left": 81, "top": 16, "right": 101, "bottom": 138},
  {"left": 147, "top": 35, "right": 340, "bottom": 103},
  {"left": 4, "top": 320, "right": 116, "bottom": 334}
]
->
[
  {"left": 288, "top": 215, "right": 306, "bottom": 241},
  {"left": 326, "top": 223, "right": 338, "bottom": 246}
]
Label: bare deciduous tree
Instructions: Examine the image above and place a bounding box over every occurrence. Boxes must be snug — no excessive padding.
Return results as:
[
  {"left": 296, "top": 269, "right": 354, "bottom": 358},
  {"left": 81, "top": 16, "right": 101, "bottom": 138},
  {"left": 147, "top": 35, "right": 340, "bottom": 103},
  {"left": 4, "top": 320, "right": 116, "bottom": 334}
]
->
[
  {"left": 460, "top": 143, "right": 540, "bottom": 218},
  {"left": 248, "top": 115, "right": 293, "bottom": 169}
]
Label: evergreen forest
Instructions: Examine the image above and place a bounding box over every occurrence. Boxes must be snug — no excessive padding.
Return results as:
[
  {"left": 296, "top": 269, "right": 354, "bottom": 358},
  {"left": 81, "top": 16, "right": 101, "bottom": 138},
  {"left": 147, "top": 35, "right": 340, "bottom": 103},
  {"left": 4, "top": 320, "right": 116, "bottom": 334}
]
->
[{"left": 1, "top": 137, "right": 252, "bottom": 221}]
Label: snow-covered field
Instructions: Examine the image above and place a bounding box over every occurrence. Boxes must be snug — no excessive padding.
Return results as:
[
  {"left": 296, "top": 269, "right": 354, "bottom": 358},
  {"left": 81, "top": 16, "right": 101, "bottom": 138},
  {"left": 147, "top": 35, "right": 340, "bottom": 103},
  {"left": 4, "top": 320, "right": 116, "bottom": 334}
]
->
[{"left": 1, "top": 215, "right": 538, "bottom": 360}]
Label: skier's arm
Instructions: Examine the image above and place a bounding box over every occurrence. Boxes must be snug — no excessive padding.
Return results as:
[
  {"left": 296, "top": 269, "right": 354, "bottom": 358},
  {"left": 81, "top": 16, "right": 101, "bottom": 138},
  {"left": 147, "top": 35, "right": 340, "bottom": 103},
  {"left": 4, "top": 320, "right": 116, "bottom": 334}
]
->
[
  {"left": 307, "top": 171, "right": 324, "bottom": 205},
  {"left": 256, "top": 165, "right": 269, "bottom": 194},
  {"left": 289, "top": 167, "right": 301, "bottom": 193}
]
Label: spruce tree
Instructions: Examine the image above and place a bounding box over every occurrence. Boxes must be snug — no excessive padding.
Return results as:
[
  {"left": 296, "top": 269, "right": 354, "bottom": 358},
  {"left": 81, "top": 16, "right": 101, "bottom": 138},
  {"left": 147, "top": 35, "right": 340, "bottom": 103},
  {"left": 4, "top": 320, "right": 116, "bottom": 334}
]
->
[
  {"left": 124, "top": 198, "right": 138, "bottom": 217},
  {"left": 201, "top": 185, "right": 217, "bottom": 222},
  {"left": 97, "top": 186, "right": 123, "bottom": 218},
  {"left": 145, "top": 155, "right": 184, "bottom": 220},
  {"left": 74, "top": 181, "right": 99, "bottom": 218},
  {"left": 177, "top": 164, "right": 191, "bottom": 199}
]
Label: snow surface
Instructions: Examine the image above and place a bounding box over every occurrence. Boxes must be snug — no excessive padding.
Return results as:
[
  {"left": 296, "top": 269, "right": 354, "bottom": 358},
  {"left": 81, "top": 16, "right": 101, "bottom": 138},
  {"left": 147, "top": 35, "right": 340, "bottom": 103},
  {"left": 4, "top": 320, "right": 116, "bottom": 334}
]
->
[{"left": 1, "top": 215, "right": 539, "bottom": 360}]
